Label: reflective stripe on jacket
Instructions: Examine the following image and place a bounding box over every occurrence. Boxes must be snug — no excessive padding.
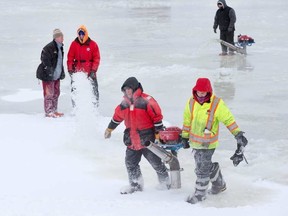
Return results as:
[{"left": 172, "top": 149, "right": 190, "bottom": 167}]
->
[{"left": 182, "top": 95, "right": 240, "bottom": 149}]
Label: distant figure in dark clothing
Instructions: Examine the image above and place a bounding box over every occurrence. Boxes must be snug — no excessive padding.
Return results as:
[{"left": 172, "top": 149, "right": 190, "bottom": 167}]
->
[
  {"left": 213, "top": 0, "right": 236, "bottom": 55},
  {"left": 36, "top": 29, "right": 65, "bottom": 118}
]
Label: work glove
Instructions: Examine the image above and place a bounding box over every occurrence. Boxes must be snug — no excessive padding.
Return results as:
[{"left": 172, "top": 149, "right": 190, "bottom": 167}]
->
[
  {"left": 230, "top": 131, "right": 248, "bottom": 166},
  {"left": 60, "top": 72, "right": 65, "bottom": 80},
  {"left": 230, "top": 150, "right": 244, "bottom": 167},
  {"left": 235, "top": 131, "right": 248, "bottom": 148},
  {"left": 181, "top": 137, "right": 190, "bottom": 149},
  {"left": 104, "top": 128, "right": 113, "bottom": 139},
  {"left": 154, "top": 133, "right": 160, "bottom": 144},
  {"left": 213, "top": 28, "right": 217, "bottom": 34},
  {"left": 228, "top": 27, "right": 233, "bottom": 32},
  {"left": 154, "top": 125, "right": 165, "bottom": 144}
]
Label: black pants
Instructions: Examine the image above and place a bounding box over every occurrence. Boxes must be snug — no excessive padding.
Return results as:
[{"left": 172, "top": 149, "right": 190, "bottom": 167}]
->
[
  {"left": 193, "top": 149, "right": 225, "bottom": 196},
  {"left": 194, "top": 149, "right": 215, "bottom": 179},
  {"left": 90, "top": 77, "right": 99, "bottom": 107},
  {"left": 193, "top": 149, "right": 215, "bottom": 196},
  {"left": 220, "top": 30, "right": 235, "bottom": 53},
  {"left": 125, "top": 148, "right": 168, "bottom": 186}
]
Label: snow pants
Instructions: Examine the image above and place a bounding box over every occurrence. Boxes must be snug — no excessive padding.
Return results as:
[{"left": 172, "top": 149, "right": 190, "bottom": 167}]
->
[
  {"left": 220, "top": 30, "right": 235, "bottom": 53},
  {"left": 193, "top": 149, "right": 225, "bottom": 196},
  {"left": 42, "top": 80, "right": 60, "bottom": 114},
  {"left": 125, "top": 147, "right": 169, "bottom": 187}
]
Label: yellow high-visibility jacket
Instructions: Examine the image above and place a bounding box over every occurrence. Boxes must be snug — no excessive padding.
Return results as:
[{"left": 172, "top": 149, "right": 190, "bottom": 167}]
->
[{"left": 182, "top": 95, "right": 240, "bottom": 149}]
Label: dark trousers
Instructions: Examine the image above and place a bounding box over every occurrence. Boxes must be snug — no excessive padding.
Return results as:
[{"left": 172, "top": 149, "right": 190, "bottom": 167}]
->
[
  {"left": 42, "top": 80, "right": 60, "bottom": 114},
  {"left": 220, "top": 30, "right": 235, "bottom": 53},
  {"left": 193, "top": 149, "right": 214, "bottom": 196},
  {"left": 90, "top": 77, "right": 99, "bottom": 107},
  {"left": 125, "top": 148, "right": 168, "bottom": 186},
  {"left": 193, "top": 149, "right": 225, "bottom": 196}
]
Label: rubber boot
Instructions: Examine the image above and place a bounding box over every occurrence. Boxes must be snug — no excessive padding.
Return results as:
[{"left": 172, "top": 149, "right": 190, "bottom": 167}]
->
[
  {"left": 209, "top": 162, "right": 226, "bottom": 195},
  {"left": 187, "top": 176, "right": 209, "bottom": 204}
]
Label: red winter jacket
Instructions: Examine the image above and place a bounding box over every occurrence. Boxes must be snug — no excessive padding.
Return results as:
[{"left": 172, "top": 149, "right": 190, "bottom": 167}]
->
[
  {"left": 67, "top": 26, "right": 100, "bottom": 73},
  {"left": 108, "top": 88, "right": 164, "bottom": 150}
]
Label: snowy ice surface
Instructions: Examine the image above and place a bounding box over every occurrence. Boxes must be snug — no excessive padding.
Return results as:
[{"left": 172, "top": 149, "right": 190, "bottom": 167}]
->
[
  {"left": 1, "top": 88, "right": 43, "bottom": 102},
  {"left": 0, "top": 0, "right": 288, "bottom": 215}
]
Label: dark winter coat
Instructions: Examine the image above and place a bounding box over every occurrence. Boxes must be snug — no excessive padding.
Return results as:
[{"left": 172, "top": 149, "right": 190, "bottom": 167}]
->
[
  {"left": 213, "top": 0, "right": 236, "bottom": 31},
  {"left": 36, "top": 40, "right": 65, "bottom": 81},
  {"left": 108, "top": 77, "right": 164, "bottom": 151}
]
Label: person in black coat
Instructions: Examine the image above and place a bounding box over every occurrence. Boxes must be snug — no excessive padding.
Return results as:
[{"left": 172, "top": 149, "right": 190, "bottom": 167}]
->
[
  {"left": 36, "top": 29, "right": 65, "bottom": 117},
  {"left": 213, "top": 0, "right": 236, "bottom": 55}
]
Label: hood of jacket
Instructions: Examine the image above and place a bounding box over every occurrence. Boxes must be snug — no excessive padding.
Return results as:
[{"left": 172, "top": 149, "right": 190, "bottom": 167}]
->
[
  {"left": 217, "top": 0, "right": 227, "bottom": 8},
  {"left": 121, "top": 77, "right": 143, "bottom": 92},
  {"left": 193, "top": 78, "right": 213, "bottom": 93},
  {"left": 77, "top": 25, "right": 89, "bottom": 44},
  {"left": 192, "top": 78, "right": 213, "bottom": 104}
]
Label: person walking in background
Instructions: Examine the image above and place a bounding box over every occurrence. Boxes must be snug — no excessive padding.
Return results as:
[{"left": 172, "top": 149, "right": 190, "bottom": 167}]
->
[
  {"left": 36, "top": 29, "right": 65, "bottom": 118},
  {"left": 104, "top": 77, "right": 170, "bottom": 194},
  {"left": 181, "top": 78, "right": 248, "bottom": 204},
  {"left": 67, "top": 25, "right": 100, "bottom": 107},
  {"left": 213, "top": 0, "right": 236, "bottom": 55}
]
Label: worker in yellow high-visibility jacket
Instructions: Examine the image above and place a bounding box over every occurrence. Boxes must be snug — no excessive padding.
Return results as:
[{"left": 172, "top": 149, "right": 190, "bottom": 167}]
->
[{"left": 181, "top": 78, "right": 248, "bottom": 204}]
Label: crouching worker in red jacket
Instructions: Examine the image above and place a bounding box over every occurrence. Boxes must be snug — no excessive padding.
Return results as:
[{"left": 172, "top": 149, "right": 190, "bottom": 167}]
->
[{"left": 104, "top": 77, "right": 170, "bottom": 194}]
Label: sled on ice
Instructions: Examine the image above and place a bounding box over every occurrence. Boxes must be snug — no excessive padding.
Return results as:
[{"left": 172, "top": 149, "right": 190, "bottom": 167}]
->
[{"left": 219, "top": 34, "right": 255, "bottom": 55}]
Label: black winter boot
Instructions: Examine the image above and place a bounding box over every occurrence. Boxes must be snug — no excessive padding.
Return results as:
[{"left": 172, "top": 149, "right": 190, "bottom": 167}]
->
[
  {"left": 209, "top": 162, "right": 226, "bottom": 195},
  {"left": 209, "top": 182, "right": 226, "bottom": 195},
  {"left": 187, "top": 176, "right": 209, "bottom": 204}
]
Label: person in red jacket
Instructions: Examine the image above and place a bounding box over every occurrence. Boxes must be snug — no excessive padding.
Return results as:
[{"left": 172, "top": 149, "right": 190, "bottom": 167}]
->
[
  {"left": 104, "top": 77, "right": 169, "bottom": 194},
  {"left": 67, "top": 25, "right": 100, "bottom": 106}
]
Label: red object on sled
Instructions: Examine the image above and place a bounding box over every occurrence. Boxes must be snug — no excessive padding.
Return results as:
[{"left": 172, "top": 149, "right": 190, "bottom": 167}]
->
[
  {"left": 237, "top": 35, "right": 255, "bottom": 44},
  {"left": 159, "top": 127, "right": 182, "bottom": 144}
]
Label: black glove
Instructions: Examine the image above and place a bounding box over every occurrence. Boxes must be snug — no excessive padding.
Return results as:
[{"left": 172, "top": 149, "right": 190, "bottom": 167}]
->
[
  {"left": 60, "top": 72, "right": 65, "bottom": 80},
  {"left": 230, "top": 150, "right": 244, "bottom": 166},
  {"left": 235, "top": 131, "right": 248, "bottom": 148},
  {"left": 230, "top": 131, "right": 248, "bottom": 166},
  {"left": 213, "top": 28, "right": 217, "bottom": 33},
  {"left": 228, "top": 27, "right": 233, "bottom": 32},
  {"left": 181, "top": 137, "right": 190, "bottom": 149}
]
